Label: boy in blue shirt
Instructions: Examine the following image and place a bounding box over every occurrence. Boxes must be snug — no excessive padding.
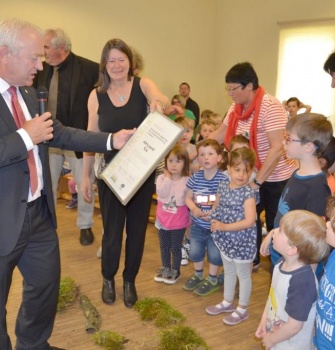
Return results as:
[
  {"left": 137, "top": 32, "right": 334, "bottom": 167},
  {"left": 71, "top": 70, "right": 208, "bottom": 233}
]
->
[
  {"left": 184, "top": 139, "right": 228, "bottom": 295},
  {"left": 260, "top": 113, "right": 332, "bottom": 268}
]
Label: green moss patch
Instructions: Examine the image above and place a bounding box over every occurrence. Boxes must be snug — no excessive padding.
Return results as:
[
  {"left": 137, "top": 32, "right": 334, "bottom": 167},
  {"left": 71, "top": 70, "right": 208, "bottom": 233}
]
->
[
  {"left": 134, "top": 297, "right": 185, "bottom": 328},
  {"left": 57, "top": 277, "right": 79, "bottom": 312},
  {"left": 158, "top": 325, "right": 210, "bottom": 350},
  {"left": 92, "top": 330, "right": 127, "bottom": 350}
]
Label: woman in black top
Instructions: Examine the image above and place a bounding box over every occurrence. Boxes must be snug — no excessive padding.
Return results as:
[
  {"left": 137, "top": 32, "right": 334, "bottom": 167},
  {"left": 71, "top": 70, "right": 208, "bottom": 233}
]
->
[{"left": 82, "top": 39, "right": 169, "bottom": 308}]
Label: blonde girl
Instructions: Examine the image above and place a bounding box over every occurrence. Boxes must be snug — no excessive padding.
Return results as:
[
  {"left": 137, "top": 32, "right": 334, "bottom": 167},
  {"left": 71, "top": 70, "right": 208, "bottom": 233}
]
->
[{"left": 206, "top": 147, "right": 258, "bottom": 326}]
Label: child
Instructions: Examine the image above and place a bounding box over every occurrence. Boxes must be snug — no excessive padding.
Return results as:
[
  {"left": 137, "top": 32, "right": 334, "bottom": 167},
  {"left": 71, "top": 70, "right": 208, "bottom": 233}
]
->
[
  {"left": 260, "top": 113, "right": 332, "bottom": 267},
  {"left": 256, "top": 210, "right": 330, "bottom": 350},
  {"left": 315, "top": 195, "right": 335, "bottom": 349},
  {"left": 154, "top": 145, "right": 190, "bottom": 284},
  {"left": 195, "top": 109, "right": 214, "bottom": 142},
  {"left": 318, "top": 136, "right": 335, "bottom": 193},
  {"left": 282, "top": 97, "right": 311, "bottom": 119},
  {"left": 174, "top": 116, "right": 197, "bottom": 171},
  {"left": 206, "top": 147, "right": 258, "bottom": 325},
  {"left": 174, "top": 116, "right": 198, "bottom": 265},
  {"left": 184, "top": 139, "right": 227, "bottom": 296},
  {"left": 223, "top": 135, "right": 257, "bottom": 180},
  {"left": 199, "top": 119, "right": 216, "bottom": 141},
  {"left": 211, "top": 113, "right": 224, "bottom": 130}
]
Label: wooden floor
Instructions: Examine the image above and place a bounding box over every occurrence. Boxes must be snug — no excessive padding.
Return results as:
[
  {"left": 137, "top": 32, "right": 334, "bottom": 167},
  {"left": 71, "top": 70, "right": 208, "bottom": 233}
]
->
[{"left": 7, "top": 199, "right": 272, "bottom": 350}]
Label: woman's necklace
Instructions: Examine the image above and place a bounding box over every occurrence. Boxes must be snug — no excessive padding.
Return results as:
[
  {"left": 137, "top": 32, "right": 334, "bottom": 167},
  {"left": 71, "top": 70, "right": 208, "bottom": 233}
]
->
[{"left": 115, "top": 91, "right": 126, "bottom": 102}]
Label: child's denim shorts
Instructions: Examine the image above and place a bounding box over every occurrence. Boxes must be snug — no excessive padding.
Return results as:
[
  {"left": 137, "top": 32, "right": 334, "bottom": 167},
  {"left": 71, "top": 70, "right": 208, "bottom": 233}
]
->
[{"left": 189, "top": 224, "right": 222, "bottom": 266}]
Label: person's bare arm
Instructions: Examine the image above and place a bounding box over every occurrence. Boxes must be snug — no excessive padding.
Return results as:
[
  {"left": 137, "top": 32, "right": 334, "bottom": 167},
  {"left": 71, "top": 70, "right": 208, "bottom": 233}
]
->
[
  {"left": 261, "top": 317, "right": 303, "bottom": 350},
  {"left": 251, "top": 129, "right": 285, "bottom": 186},
  {"left": 139, "top": 77, "right": 170, "bottom": 114}
]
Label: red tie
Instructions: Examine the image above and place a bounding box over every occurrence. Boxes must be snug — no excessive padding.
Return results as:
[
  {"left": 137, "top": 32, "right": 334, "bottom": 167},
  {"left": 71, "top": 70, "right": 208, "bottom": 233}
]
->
[{"left": 8, "top": 86, "right": 38, "bottom": 195}]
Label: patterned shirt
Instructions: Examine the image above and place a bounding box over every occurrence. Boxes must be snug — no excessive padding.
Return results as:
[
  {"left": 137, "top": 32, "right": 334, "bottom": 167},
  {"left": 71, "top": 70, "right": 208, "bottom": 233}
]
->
[
  {"left": 224, "top": 92, "right": 296, "bottom": 182},
  {"left": 187, "top": 170, "right": 228, "bottom": 229}
]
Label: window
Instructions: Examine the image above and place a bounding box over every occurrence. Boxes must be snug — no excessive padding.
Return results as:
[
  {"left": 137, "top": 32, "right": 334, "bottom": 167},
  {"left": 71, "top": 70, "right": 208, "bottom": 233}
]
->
[{"left": 276, "top": 19, "right": 335, "bottom": 121}]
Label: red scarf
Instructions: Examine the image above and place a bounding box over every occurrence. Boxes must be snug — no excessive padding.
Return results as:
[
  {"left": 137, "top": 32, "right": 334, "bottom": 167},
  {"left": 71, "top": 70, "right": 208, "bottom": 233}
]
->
[{"left": 224, "top": 86, "right": 265, "bottom": 170}]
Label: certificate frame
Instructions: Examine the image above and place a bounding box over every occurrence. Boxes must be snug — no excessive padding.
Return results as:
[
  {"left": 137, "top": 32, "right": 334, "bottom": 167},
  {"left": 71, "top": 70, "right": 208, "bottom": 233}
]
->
[{"left": 101, "top": 111, "right": 184, "bottom": 205}]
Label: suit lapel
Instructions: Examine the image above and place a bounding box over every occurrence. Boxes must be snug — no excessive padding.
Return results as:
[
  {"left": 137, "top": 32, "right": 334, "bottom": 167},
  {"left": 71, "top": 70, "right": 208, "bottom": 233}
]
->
[
  {"left": 0, "top": 94, "right": 18, "bottom": 132},
  {"left": 19, "top": 87, "right": 38, "bottom": 118}
]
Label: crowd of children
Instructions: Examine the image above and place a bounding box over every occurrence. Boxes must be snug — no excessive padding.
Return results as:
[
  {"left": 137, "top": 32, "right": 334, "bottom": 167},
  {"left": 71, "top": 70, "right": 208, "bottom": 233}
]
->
[{"left": 149, "top": 99, "right": 335, "bottom": 348}]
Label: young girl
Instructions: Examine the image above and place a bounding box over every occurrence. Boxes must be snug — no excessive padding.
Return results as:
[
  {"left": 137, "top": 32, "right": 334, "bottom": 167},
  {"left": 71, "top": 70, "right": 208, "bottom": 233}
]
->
[
  {"left": 154, "top": 145, "right": 190, "bottom": 284},
  {"left": 206, "top": 147, "right": 258, "bottom": 325}
]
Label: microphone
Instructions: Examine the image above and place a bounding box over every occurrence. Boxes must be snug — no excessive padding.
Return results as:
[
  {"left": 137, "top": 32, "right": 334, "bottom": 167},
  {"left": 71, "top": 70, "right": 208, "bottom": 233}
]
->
[
  {"left": 37, "top": 86, "right": 48, "bottom": 115},
  {"left": 37, "top": 86, "right": 50, "bottom": 143}
]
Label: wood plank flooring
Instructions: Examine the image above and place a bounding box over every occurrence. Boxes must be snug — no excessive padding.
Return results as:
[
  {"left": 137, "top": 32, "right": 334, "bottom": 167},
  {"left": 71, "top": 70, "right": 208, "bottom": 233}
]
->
[{"left": 7, "top": 199, "right": 271, "bottom": 350}]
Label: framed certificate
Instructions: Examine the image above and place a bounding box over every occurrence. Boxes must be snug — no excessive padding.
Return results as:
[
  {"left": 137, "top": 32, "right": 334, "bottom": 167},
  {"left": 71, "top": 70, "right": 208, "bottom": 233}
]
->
[{"left": 101, "top": 111, "right": 184, "bottom": 205}]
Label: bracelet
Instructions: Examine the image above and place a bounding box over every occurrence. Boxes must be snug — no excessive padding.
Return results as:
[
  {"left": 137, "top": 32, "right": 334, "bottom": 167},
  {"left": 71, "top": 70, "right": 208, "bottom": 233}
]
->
[
  {"left": 155, "top": 99, "right": 165, "bottom": 111},
  {"left": 253, "top": 178, "right": 262, "bottom": 187}
]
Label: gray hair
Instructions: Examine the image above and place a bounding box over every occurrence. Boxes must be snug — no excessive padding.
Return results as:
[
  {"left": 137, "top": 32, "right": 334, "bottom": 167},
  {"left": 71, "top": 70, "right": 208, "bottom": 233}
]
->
[
  {"left": 0, "top": 18, "right": 42, "bottom": 54},
  {"left": 45, "top": 28, "right": 72, "bottom": 51}
]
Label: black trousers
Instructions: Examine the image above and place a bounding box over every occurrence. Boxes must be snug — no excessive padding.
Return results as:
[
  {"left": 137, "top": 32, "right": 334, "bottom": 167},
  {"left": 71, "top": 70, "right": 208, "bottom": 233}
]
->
[
  {"left": 254, "top": 180, "right": 288, "bottom": 265},
  {"left": 99, "top": 172, "right": 155, "bottom": 283},
  {"left": 0, "top": 197, "right": 60, "bottom": 350}
]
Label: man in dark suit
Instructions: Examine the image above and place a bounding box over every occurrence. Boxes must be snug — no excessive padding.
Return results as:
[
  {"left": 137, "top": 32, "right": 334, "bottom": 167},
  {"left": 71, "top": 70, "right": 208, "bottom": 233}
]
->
[
  {"left": 0, "top": 18, "right": 134, "bottom": 350},
  {"left": 34, "top": 28, "right": 99, "bottom": 246}
]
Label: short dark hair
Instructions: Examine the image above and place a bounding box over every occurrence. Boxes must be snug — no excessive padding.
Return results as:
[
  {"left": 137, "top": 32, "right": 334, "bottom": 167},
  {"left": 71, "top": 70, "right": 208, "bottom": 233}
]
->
[
  {"left": 286, "top": 97, "right": 300, "bottom": 106},
  {"left": 324, "top": 52, "right": 335, "bottom": 74},
  {"left": 179, "top": 82, "right": 190, "bottom": 89},
  {"left": 196, "top": 139, "right": 221, "bottom": 155},
  {"left": 225, "top": 62, "right": 259, "bottom": 90}
]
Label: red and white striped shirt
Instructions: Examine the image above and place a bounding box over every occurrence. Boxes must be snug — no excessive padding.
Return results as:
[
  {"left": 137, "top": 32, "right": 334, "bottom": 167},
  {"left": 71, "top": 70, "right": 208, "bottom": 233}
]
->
[{"left": 224, "top": 93, "right": 296, "bottom": 182}]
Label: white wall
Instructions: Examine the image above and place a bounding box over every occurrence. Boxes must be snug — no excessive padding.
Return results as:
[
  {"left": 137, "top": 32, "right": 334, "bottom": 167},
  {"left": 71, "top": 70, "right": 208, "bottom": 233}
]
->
[
  {"left": 2, "top": 0, "right": 335, "bottom": 116},
  {"left": 2, "top": 0, "right": 218, "bottom": 112},
  {"left": 216, "top": 0, "right": 335, "bottom": 114}
]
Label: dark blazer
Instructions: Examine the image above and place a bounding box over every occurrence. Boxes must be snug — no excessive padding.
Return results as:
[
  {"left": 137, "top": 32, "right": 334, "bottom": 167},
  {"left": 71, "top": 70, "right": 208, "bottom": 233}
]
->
[
  {"left": 34, "top": 53, "right": 99, "bottom": 158},
  {"left": 0, "top": 86, "right": 109, "bottom": 256}
]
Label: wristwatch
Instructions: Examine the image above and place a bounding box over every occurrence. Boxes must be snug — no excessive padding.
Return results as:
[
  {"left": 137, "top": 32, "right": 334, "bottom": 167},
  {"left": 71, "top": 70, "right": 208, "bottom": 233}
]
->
[{"left": 253, "top": 178, "right": 262, "bottom": 187}]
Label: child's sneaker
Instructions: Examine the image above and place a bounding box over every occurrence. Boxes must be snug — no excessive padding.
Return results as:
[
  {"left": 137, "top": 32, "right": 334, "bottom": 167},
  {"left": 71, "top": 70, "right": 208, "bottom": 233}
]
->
[
  {"left": 181, "top": 247, "right": 189, "bottom": 266},
  {"left": 164, "top": 269, "right": 181, "bottom": 284},
  {"left": 66, "top": 198, "right": 78, "bottom": 209},
  {"left": 183, "top": 273, "right": 204, "bottom": 291},
  {"left": 154, "top": 267, "right": 170, "bottom": 282},
  {"left": 194, "top": 278, "right": 219, "bottom": 296}
]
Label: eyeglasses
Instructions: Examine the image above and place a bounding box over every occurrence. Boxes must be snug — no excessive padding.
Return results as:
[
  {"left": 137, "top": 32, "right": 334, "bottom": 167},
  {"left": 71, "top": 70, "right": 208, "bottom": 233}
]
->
[
  {"left": 226, "top": 84, "right": 243, "bottom": 92},
  {"left": 284, "top": 134, "right": 319, "bottom": 149}
]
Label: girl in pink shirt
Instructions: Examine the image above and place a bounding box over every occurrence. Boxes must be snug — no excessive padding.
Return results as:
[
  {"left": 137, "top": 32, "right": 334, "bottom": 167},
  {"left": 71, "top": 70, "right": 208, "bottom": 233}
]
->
[{"left": 154, "top": 145, "right": 190, "bottom": 284}]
